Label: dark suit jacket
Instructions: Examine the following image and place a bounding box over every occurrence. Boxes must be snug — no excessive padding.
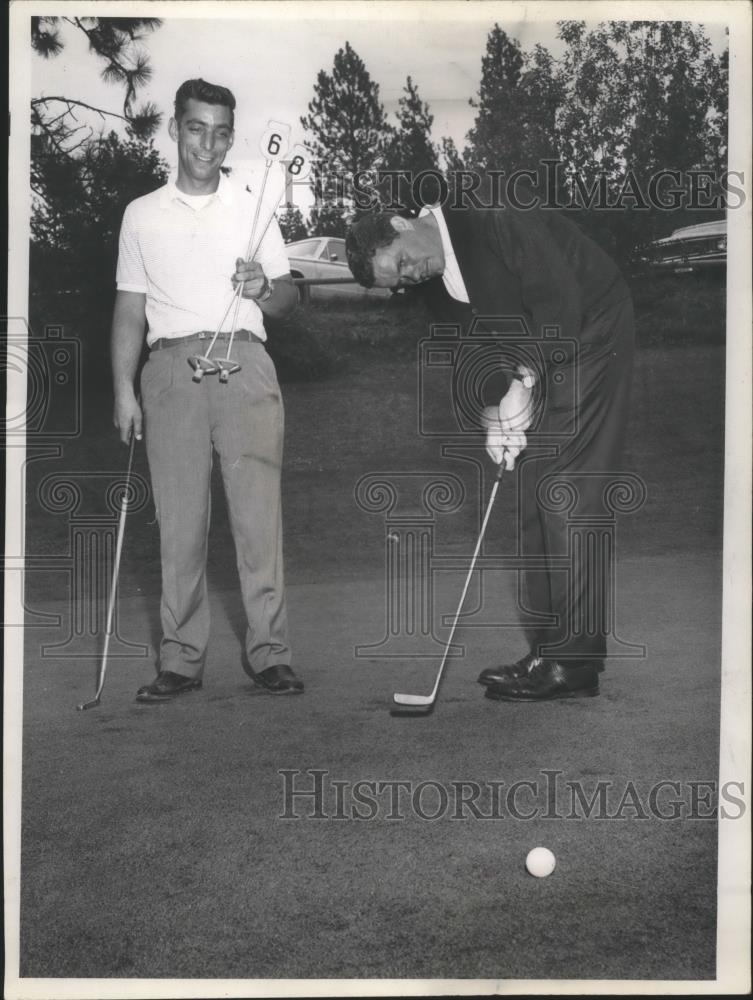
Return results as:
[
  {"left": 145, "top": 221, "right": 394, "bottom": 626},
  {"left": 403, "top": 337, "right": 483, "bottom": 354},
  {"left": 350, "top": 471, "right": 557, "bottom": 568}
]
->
[{"left": 417, "top": 203, "right": 631, "bottom": 403}]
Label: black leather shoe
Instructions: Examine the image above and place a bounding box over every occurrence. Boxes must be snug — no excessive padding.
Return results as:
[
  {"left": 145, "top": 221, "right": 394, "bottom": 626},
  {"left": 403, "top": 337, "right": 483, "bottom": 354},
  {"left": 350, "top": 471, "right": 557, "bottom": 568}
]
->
[
  {"left": 252, "top": 664, "right": 304, "bottom": 695},
  {"left": 136, "top": 670, "right": 202, "bottom": 702},
  {"left": 478, "top": 652, "right": 539, "bottom": 686},
  {"left": 479, "top": 653, "right": 604, "bottom": 686},
  {"left": 484, "top": 660, "right": 599, "bottom": 701}
]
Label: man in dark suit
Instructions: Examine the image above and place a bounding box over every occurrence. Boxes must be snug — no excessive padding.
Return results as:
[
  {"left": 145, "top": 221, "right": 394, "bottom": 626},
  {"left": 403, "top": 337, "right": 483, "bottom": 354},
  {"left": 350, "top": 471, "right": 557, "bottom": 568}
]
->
[{"left": 346, "top": 200, "right": 634, "bottom": 702}]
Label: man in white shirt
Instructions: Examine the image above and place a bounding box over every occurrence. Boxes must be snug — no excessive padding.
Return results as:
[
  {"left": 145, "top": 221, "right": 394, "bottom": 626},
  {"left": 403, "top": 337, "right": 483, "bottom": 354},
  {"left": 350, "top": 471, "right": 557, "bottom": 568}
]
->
[{"left": 113, "top": 78, "right": 303, "bottom": 701}]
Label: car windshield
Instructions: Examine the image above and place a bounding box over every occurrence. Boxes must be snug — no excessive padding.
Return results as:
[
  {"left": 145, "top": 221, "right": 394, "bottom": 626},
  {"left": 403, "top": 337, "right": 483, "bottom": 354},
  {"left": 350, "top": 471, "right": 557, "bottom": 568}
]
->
[
  {"left": 321, "top": 239, "right": 346, "bottom": 261},
  {"left": 287, "top": 240, "right": 322, "bottom": 258}
]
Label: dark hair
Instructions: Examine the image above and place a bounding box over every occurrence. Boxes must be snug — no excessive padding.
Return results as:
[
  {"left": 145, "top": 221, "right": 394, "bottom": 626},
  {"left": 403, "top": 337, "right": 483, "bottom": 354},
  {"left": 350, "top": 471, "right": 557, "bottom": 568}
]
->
[
  {"left": 174, "top": 79, "right": 236, "bottom": 128},
  {"left": 345, "top": 213, "right": 401, "bottom": 288}
]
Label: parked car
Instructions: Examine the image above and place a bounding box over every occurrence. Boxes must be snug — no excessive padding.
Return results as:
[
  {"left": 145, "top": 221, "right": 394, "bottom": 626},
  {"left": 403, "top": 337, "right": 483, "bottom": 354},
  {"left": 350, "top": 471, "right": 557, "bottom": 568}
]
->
[
  {"left": 284, "top": 237, "right": 392, "bottom": 302},
  {"left": 632, "top": 219, "right": 727, "bottom": 275}
]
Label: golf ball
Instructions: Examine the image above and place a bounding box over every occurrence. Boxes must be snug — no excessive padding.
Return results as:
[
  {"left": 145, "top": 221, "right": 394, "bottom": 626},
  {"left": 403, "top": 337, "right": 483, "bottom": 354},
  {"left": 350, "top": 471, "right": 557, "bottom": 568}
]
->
[{"left": 525, "top": 847, "right": 556, "bottom": 878}]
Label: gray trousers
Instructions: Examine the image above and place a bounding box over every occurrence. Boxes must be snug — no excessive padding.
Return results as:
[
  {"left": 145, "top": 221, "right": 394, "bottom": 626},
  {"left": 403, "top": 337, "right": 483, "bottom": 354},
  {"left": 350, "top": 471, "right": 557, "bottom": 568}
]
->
[{"left": 140, "top": 338, "right": 290, "bottom": 679}]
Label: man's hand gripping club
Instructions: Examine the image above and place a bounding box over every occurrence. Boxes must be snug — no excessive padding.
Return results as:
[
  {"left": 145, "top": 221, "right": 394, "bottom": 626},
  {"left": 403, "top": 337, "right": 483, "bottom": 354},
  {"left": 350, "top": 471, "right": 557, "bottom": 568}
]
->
[{"left": 482, "top": 368, "right": 536, "bottom": 471}]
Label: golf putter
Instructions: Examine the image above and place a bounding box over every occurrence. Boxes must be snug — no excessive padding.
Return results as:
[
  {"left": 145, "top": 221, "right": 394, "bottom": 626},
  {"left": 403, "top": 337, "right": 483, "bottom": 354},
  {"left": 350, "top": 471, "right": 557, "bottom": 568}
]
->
[
  {"left": 391, "top": 459, "right": 506, "bottom": 714},
  {"left": 77, "top": 434, "right": 136, "bottom": 710}
]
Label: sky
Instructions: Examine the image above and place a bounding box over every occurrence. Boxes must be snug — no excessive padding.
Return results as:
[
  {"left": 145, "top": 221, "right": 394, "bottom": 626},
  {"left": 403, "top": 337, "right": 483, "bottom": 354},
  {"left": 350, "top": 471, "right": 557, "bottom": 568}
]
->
[{"left": 28, "top": 0, "right": 730, "bottom": 207}]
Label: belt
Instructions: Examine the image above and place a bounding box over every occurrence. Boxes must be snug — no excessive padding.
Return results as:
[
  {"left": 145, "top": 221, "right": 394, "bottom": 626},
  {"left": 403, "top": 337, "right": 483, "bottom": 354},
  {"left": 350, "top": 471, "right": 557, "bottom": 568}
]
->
[{"left": 150, "top": 330, "right": 264, "bottom": 351}]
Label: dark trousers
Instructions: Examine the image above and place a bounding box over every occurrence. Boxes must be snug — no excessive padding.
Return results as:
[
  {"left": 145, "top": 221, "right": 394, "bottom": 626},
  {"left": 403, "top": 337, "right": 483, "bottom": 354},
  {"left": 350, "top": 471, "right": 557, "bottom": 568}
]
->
[{"left": 518, "top": 297, "right": 635, "bottom": 664}]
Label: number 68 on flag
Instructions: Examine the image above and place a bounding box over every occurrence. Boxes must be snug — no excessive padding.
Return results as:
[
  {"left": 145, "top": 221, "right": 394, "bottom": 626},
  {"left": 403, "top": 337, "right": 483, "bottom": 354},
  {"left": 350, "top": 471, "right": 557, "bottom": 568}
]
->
[{"left": 259, "top": 122, "right": 311, "bottom": 180}]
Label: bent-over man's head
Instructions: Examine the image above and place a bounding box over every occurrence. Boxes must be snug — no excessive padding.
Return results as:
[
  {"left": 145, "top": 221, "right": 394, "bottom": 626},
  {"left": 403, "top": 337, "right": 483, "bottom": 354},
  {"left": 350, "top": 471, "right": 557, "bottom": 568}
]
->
[{"left": 346, "top": 212, "right": 444, "bottom": 290}]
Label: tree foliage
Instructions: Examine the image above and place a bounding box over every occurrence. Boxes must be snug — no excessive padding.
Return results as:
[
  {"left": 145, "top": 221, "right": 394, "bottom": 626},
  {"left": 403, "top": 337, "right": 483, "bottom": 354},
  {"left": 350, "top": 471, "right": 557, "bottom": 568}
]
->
[
  {"left": 553, "top": 21, "right": 728, "bottom": 257},
  {"left": 30, "top": 17, "right": 167, "bottom": 315},
  {"left": 300, "top": 42, "right": 394, "bottom": 230},
  {"left": 382, "top": 76, "right": 441, "bottom": 212},
  {"left": 309, "top": 200, "right": 350, "bottom": 238},
  {"left": 31, "top": 16, "right": 162, "bottom": 151},
  {"left": 456, "top": 20, "right": 729, "bottom": 261},
  {"left": 277, "top": 204, "right": 309, "bottom": 243},
  {"left": 386, "top": 76, "right": 439, "bottom": 174},
  {"left": 31, "top": 131, "right": 169, "bottom": 305},
  {"left": 464, "top": 26, "right": 564, "bottom": 174}
]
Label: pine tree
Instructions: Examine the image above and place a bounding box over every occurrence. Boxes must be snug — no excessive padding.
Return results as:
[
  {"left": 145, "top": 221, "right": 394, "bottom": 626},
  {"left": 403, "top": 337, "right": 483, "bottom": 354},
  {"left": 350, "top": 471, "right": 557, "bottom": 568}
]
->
[
  {"left": 387, "top": 76, "right": 439, "bottom": 172},
  {"left": 301, "top": 42, "right": 394, "bottom": 230},
  {"left": 277, "top": 205, "right": 308, "bottom": 243},
  {"left": 464, "top": 25, "right": 527, "bottom": 172},
  {"left": 382, "top": 76, "right": 440, "bottom": 211},
  {"left": 439, "top": 136, "right": 465, "bottom": 173},
  {"left": 30, "top": 17, "right": 166, "bottom": 314},
  {"left": 31, "top": 16, "right": 162, "bottom": 149}
]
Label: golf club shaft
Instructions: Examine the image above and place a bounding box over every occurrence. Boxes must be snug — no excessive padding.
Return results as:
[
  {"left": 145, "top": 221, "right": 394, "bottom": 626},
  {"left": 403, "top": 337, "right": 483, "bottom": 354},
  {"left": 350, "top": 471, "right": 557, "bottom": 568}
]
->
[
  {"left": 80, "top": 434, "right": 136, "bottom": 708},
  {"left": 393, "top": 462, "right": 505, "bottom": 706},
  {"left": 244, "top": 159, "right": 272, "bottom": 260},
  {"left": 203, "top": 162, "right": 276, "bottom": 364}
]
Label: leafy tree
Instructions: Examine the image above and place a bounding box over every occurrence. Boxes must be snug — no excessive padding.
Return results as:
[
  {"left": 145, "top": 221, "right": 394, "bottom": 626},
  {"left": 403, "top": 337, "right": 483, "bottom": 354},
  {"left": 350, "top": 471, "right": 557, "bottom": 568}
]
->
[
  {"left": 277, "top": 205, "right": 308, "bottom": 243},
  {"left": 309, "top": 201, "right": 350, "bottom": 238},
  {"left": 704, "top": 44, "right": 728, "bottom": 178},
  {"left": 518, "top": 44, "right": 564, "bottom": 167},
  {"left": 556, "top": 20, "right": 728, "bottom": 259},
  {"left": 301, "top": 42, "right": 394, "bottom": 229},
  {"left": 30, "top": 15, "right": 166, "bottom": 321},
  {"left": 31, "top": 131, "right": 169, "bottom": 307}
]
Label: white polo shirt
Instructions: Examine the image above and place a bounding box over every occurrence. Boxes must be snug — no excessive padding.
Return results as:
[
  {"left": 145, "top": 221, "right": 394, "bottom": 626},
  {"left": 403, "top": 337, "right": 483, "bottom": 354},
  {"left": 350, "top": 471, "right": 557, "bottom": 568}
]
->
[{"left": 116, "top": 171, "right": 290, "bottom": 345}]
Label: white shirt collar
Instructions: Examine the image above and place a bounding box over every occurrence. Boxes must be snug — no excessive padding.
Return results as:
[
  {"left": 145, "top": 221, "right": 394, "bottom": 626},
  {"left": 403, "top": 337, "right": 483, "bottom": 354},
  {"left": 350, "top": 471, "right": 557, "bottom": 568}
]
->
[
  {"left": 159, "top": 170, "right": 235, "bottom": 209},
  {"left": 419, "top": 204, "right": 470, "bottom": 303}
]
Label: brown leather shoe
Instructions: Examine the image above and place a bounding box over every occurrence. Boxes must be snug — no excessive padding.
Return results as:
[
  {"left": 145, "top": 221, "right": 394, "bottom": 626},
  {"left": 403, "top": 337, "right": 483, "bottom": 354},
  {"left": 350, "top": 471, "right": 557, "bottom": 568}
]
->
[
  {"left": 251, "top": 664, "right": 304, "bottom": 695},
  {"left": 484, "top": 660, "right": 599, "bottom": 702},
  {"left": 136, "top": 670, "right": 202, "bottom": 703}
]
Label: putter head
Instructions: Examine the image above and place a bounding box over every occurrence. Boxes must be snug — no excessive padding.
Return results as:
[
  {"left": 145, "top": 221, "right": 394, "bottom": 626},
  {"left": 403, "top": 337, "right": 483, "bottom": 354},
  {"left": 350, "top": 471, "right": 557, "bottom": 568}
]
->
[
  {"left": 217, "top": 360, "right": 241, "bottom": 374},
  {"left": 393, "top": 693, "right": 434, "bottom": 707},
  {"left": 390, "top": 705, "right": 434, "bottom": 718},
  {"left": 77, "top": 697, "right": 100, "bottom": 711},
  {"left": 188, "top": 355, "right": 218, "bottom": 382}
]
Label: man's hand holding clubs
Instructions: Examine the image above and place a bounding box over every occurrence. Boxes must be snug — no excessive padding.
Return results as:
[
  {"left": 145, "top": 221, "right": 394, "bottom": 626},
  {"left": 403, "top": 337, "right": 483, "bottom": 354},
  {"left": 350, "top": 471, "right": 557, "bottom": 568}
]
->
[{"left": 233, "top": 258, "right": 272, "bottom": 301}]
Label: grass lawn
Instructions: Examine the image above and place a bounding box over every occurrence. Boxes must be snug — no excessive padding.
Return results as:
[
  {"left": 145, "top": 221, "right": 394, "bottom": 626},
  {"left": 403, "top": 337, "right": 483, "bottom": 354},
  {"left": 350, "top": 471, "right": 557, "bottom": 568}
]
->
[{"left": 14, "top": 273, "right": 730, "bottom": 982}]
